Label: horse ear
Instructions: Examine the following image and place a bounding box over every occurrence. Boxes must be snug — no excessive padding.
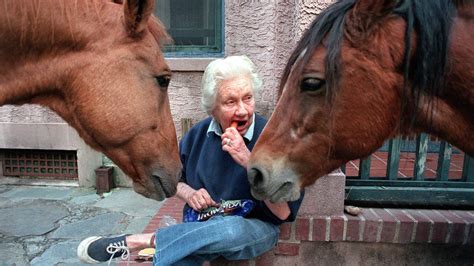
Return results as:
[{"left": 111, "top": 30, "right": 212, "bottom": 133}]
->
[
  {"left": 123, "top": 0, "right": 155, "bottom": 37},
  {"left": 346, "top": 0, "right": 398, "bottom": 40}
]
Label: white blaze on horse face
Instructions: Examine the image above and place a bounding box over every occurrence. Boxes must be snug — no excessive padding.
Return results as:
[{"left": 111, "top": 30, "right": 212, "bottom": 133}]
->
[
  {"left": 290, "top": 128, "right": 298, "bottom": 140},
  {"left": 282, "top": 48, "right": 308, "bottom": 95},
  {"left": 296, "top": 48, "right": 307, "bottom": 66}
]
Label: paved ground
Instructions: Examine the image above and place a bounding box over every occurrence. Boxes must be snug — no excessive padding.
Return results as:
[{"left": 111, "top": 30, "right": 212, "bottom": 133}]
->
[{"left": 0, "top": 179, "right": 165, "bottom": 266}]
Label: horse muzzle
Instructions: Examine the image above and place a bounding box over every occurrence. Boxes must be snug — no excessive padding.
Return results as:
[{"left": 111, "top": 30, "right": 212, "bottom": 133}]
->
[{"left": 248, "top": 165, "right": 301, "bottom": 203}]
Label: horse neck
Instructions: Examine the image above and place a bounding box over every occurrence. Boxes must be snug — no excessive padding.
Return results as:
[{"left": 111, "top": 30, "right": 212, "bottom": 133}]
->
[
  {"left": 446, "top": 10, "right": 474, "bottom": 101},
  {"left": 410, "top": 7, "right": 474, "bottom": 154},
  {"left": 0, "top": 0, "right": 117, "bottom": 105}
]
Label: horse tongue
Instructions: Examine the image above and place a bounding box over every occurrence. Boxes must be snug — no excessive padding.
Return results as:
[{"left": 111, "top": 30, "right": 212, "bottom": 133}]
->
[{"left": 231, "top": 121, "right": 238, "bottom": 128}]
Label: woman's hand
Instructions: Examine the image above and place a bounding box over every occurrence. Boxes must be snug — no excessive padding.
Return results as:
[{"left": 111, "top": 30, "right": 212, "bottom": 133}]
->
[
  {"left": 221, "top": 127, "right": 251, "bottom": 168},
  {"left": 187, "top": 188, "right": 217, "bottom": 211},
  {"left": 177, "top": 183, "right": 217, "bottom": 211}
]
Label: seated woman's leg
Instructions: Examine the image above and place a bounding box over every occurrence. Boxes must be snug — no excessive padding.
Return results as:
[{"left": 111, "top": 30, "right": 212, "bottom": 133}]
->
[{"left": 154, "top": 216, "right": 279, "bottom": 265}]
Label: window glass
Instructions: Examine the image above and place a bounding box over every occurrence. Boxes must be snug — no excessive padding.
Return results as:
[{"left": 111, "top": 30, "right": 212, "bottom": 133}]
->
[{"left": 155, "top": 0, "right": 224, "bottom": 57}]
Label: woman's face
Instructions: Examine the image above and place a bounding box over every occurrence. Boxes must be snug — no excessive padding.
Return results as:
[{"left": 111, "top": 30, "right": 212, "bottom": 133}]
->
[{"left": 212, "top": 76, "right": 255, "bottom": 135}]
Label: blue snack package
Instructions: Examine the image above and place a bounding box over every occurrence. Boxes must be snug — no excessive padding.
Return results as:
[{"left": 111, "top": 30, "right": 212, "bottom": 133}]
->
[{"left": 184, "top": 199, "right": 255, "bottom": 223}]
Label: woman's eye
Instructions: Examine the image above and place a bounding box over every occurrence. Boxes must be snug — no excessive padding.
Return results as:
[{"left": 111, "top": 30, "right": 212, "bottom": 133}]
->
[
  {"left": 156, "top": 75, "right": 171, "bottom": 89},
  {"left": 301, "top": 78, "right": 326, "bottom": 92}
]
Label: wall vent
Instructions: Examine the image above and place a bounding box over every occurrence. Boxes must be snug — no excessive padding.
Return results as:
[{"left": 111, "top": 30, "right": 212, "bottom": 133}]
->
[{"left": 1, "top": 149, "right": 78, "bottom": 180}]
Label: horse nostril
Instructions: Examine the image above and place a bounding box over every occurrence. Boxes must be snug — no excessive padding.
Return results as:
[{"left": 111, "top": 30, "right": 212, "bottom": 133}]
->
[{"left": 248, "top": 167, "right": 265, "bottom": 189}]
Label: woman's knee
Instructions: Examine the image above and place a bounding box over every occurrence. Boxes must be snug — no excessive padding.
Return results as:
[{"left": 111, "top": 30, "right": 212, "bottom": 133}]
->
[{"left": 219, "top": 217, "right": 247, "bottom": 241}]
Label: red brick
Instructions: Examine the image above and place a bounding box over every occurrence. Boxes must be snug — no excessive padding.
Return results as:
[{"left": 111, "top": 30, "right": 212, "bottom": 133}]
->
[
  {"left": 405, "top": 209, "right": 432, "bottom": 243},
  {"left": 450, "top": 210, "right": 474, "bottom": 222},
  {"left": 372, "top": 209, "right": 397, "bottom": 243},
  {"left": 388, "top": 209, "right": 415, "bottom": 244},
  {"left": 345, "top": 214, "right": 361, "bottom": 242},
  {"left": 419, "top": 210, "right": 449, "bottom": 243},
  {"left": 147, "top": 222, "right": 161, "bottom": 227},
  {"left": 142, "top": 228, "right": 156, "bottom": 234},
  {"left": 118, "top": 254, "right": 153, "bottom": 265},
  {"left": 255, "top": 250, "right": 275, "bottom": 265},
  {"left": 274, "top": 243, "right": 299, "bottom": 256},
  {"left": 361, "top": 209, "right": 380, "bottom": 242},
  {"left": 436, "top": 210, "right": 468, "bottom": 244},
  {"left": 469, "top": 225, "right": 474, "bottom": 245},
  {"left": 312, "top": 216, "right": 327, "bottom": 241},
  {"left": 464, "top": 212, "right": 474, "bottom": 244},
  {"left": 450, "top": 210, "right": 474, "bottom": 245},
  {"left": 279, "top": 223, "right": 291, "bottom": 240},
  {"left": 330, "top": 216, "right": 345, "bottom": 241},
  {"left": 295, "top": 217, "right": 310, "bottom": 241}
]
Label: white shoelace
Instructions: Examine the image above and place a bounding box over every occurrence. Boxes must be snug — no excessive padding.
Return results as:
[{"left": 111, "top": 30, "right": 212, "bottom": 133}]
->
[{"left": 106, "top": 240, "right": 130, "bottom": 266}]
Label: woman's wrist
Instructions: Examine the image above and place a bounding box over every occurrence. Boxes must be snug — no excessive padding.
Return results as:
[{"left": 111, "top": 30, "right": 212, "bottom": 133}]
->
[{"left": 177, "top": 182, "right": 195, "bottom": 203}]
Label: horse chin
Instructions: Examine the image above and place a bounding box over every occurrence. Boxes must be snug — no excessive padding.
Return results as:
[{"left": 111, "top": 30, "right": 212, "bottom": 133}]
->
[
  {"left": 130, "top": 171, "right": 177, "bottom": 201},
  {"left": 132, "top": 181, "right": 166, "bottom": 201},
  {"left": 251, "top": 181, "right": 301, "bottom": 203},
  {"left": 151, "top": 171, "right": 177, "bottom": 198}
]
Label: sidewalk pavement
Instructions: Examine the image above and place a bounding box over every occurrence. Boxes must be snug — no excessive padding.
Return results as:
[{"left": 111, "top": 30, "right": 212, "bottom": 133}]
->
[{"left": 0, "top": 179, "right": 165, "bottom": 266}]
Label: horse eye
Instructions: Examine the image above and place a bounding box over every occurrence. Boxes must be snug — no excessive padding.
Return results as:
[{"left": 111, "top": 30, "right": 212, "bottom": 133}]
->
[
  {"left": 155, "top": 76, "right": 171, "bottom": 89},
  {"left": 301, "top": 78, "right": 325, "bottom": 92}
]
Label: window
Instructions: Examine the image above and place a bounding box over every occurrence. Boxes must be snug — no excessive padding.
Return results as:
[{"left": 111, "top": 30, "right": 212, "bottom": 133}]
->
[{"left": 155, "top": 0, "right": 224, "bottom": 57}]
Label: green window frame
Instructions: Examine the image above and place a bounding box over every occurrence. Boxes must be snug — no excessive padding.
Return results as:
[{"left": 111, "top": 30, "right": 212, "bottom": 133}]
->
[{"left": 155, "top": 0, "right": 224, "bottom": 57}]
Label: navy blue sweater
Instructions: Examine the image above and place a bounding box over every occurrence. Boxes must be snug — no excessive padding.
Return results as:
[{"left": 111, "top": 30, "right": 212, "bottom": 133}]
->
[{"left": 179, "top": 114, "right": 304, "bottom": 225}]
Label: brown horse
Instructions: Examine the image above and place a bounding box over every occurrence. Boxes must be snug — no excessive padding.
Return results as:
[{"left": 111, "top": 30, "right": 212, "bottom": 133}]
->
[
  {"left": 0, "top": 0, "right": 181, "bottom": 201},
  {"left": 248, "top": 0, "right": 474, "bottom": 202}
]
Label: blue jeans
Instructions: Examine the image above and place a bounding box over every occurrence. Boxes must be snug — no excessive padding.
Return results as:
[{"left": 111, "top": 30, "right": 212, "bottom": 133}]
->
[{"left": 152, "top": 216, "right": 280, "bottom": 266}]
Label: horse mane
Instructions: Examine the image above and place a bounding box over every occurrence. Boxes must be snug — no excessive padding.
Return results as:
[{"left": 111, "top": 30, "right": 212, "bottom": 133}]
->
[
  {"left": 148, "top": 17, "right": 172, "bottom": 48},
  {"left": 0, "top": 0, "right": 170, "bottom": 53},
  {"left": 394, "top": 0, "right": 456, "bottom": 119},
  {"left": 281, "top": 0, "right": 462, "bottom": 118}
]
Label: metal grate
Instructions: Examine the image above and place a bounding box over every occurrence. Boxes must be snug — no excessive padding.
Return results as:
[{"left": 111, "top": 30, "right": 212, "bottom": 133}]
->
[
  {"left": 1, "top": 149, "right": 78, "bottom": 180},
  {"left": 343, "top": 135, "right": 474, "bottom": 208}
]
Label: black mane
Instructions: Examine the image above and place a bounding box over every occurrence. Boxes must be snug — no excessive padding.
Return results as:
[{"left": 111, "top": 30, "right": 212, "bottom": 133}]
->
[{"left": 281, "top": 0, "right": 459, "bottom": 116}]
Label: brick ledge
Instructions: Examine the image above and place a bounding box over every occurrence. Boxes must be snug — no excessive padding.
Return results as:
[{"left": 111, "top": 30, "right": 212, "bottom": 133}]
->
[{"left": 281, "top": 208, "right": 474, "bottom": 249}]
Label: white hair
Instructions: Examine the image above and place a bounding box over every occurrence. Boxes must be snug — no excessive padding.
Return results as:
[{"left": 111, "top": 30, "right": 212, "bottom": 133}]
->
[{"left": 201, "top": 55, "right": 262, "bottom": 115}]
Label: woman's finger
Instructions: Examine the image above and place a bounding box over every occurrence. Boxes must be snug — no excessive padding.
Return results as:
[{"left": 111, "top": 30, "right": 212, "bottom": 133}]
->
[
  {"left": 199, "top": 195, "right": 209, "bottom": 209},
  {"left": 189, "top": 199, "right": 198, "bottom": 211},
  {"left": 201, "top": 189, "right": 216, "bottom": 206}
]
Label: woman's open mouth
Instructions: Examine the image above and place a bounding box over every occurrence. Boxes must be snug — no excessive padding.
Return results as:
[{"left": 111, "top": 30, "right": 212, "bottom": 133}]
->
[{"left": 232, "top": 120, "right": 247, "bottom": 132}]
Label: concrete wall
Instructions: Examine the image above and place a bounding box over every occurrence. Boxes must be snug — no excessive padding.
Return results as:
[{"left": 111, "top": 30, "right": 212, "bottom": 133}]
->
[{"left": 0, "top": 0, "right": 335, "bottom": 186}]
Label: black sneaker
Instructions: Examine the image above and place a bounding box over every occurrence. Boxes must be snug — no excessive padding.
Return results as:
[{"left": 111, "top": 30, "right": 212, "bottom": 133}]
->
[{"left": 77, "top": 234, "right": 130, "bottom": 264}]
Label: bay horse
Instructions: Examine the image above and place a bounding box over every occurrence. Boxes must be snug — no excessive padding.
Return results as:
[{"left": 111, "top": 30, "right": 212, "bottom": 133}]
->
[
  {"left": 248, "top": 0, "right": 474, "bottom": 202},
  {"left": 0, "top": 0, "right": 181, "bottom": 201}
]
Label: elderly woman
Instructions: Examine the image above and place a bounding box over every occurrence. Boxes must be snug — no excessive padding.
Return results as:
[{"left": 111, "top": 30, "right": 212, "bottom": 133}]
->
[{"left": 77, "top": 55, "right": 304, "bottom": 265}]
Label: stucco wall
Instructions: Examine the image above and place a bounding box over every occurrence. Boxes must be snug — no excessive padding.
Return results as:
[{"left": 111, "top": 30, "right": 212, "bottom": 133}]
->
[{"left": 0, "top": 104, "right": 62, "bottom": 123}]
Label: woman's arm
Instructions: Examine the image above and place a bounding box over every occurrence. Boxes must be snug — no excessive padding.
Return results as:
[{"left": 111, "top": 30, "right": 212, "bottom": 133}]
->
[{"left": 176, "top": 182, "right": 195, "bottom": 202}]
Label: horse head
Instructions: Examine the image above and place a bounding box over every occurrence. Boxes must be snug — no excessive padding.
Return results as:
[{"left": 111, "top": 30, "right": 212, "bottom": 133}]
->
[
  {"left": 248, "top": 0, "right": 473, "bottom": 202},
  {"left": 0, "top": 0, "right": 181, "bottom": 200}
]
